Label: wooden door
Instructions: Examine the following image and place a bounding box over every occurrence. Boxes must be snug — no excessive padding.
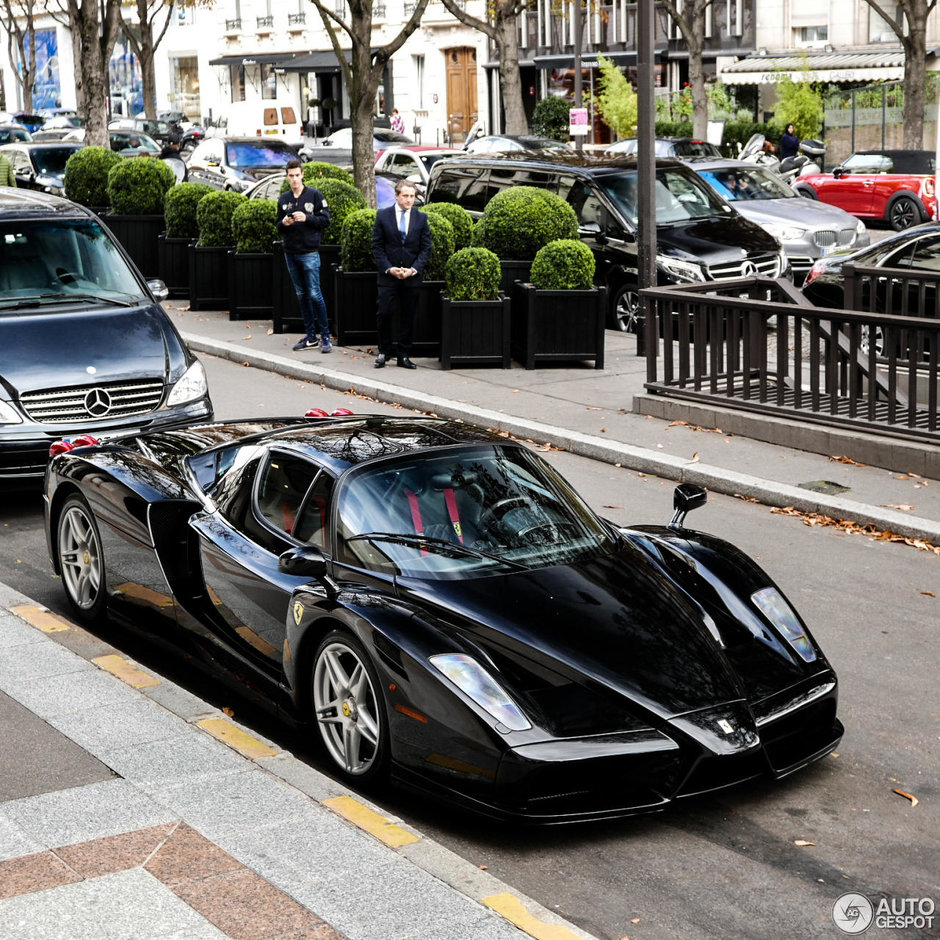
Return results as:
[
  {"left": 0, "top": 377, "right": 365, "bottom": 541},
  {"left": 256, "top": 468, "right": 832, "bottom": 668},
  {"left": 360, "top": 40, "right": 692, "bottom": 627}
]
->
[{"left": 445, "top": 47, "right": 478, "bottom": 144}]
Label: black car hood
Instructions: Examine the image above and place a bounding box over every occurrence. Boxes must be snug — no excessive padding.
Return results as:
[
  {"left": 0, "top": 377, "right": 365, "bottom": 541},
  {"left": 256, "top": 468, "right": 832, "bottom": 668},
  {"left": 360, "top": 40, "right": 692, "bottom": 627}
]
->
[
  {"left": 0, "top": 304, "right": 172, "bottom": 393},
  {"left": 658, "top": 213, "right": 779, "bottom": 263},
  {"left": 398, "top": 542, "right": 753, "bottom": 719}
]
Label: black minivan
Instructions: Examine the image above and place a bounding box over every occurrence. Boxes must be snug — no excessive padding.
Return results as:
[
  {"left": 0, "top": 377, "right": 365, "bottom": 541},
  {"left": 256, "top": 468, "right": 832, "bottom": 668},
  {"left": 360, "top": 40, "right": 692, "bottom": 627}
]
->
[{"left": 426, "top": 153, "right": 789, "bottom": 331}]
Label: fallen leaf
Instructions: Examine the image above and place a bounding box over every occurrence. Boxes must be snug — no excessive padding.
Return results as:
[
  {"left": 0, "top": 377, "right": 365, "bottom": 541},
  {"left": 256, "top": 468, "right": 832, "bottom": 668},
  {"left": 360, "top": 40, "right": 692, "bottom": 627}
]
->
[
  {"left": 602, "top": 504, "right": 623, "bottom": 509},
  {"left": 734, "top": 494, "right": 759, "bottom": 503},
  {"left": 600, "top": 427, "right": 607, "bottom": 433},
  {"left": 223, "top": 706, "right": 234, "bottom": 717},
  {"left": 668, "top": 420, "right": 688, "bottom": 428},
  {"left": 479, "top": 864, "right": 488, "bottom": 870},
  {"left": 241, "top": 361, "right": 251, "bottom": 367},
  {"left": 794, "top": 840, "right": 816, "bottom": 847},
  {"left": 886, "top": 504, "right": 915, "bottom": 512},
  {"left": 829, "top": 455, "right": 867, "bottom": 466},
  {"left": 688, "top": 452, "right": 700, "bottom": 463},
  {"left": 266, "top": 328, "right": 274, "bottom": 335},
  {"left": 631, "top": 918, "right": 641, "bottom": 924},
  {"left": 920, "top": 591, "right": 936, "bottom": 597},
  {"left": 893, "top": 789, "right": 919, "bottom": 807}
]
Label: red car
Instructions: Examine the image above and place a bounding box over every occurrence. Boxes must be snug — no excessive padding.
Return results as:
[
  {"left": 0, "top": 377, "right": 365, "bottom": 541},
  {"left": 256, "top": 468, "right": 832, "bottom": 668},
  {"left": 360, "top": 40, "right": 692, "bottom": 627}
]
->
[{"left": 793, "top": 149, "right": 936, "bottom": 231}]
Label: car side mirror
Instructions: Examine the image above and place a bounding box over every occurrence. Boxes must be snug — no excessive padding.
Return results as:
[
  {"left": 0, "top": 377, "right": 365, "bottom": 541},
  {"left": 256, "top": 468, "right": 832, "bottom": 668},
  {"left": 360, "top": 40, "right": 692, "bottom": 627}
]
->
[
  {"left": 279, "top": 544, "right": 328, "bottom": 578},
  {"left": 669, "top": 483, "right": 708, "bottom": 528},
  {"left": 832, "top": 166, "right": 846, "bottom": 178},
  {"left": 147, "top": 278, "right": 169, "bottom": 302}
]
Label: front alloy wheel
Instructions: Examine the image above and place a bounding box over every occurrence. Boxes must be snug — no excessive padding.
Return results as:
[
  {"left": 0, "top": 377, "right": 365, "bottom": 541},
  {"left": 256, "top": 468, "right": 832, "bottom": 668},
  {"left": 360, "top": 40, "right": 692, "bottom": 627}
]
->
[
  {"left": 57, "top": 494, "right": 106, "bottom": 624},
  {"left": 312, "top": 631, "right": 388, "bottom": 782},
  {"left": 609, "top": 283, "right": 642, "bottom": 332}
]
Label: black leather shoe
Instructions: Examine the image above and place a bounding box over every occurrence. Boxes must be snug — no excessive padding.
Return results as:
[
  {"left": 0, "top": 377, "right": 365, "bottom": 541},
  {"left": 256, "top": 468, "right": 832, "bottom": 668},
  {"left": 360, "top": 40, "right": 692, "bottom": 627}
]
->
[
  {"left": 397, "top": 357, "right": 417, "bottom": 369},
  {"left": 374, "top": 354, "right": 387, "bottom": 368}
]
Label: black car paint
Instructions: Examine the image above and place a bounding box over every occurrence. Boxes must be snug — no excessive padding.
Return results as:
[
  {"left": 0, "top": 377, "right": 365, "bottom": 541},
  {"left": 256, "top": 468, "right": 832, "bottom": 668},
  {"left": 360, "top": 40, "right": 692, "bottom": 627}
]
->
[{"left": 45, "top": 416, "right": 842, "bottom": 822}]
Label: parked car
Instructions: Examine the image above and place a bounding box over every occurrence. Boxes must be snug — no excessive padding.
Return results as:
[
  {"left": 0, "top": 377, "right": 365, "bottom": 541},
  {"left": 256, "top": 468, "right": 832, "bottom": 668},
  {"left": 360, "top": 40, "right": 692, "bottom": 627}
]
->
[
  {"left": 0, "top": 141, "right": 86, "bottom": 196},
  {"left": 803, "top": 220, "right": 940, "bottom": 312},
  {"left": 31, "top": 115, "right": 85, "bottom": 141},
  {"left": 463, "top": 134, "right": 574, "bottom": 155},
  {"left": 0, "top": 124, "right": 32, "bottom": 145},
  {"left": 246, "top": 169, "right": 409, "bottom": 209},
  {"left": 10, "top": 112, "right": 44, "bottom": 133},
  {"left": 63, "top": 127, "right": 162, "bottom": 156},
  {"left": 605, "top": 137, "right": 723, "bottom": 159},
  {"left": 319, "top": 126, "right": 414, "bottom": 154},
  {"left": 0, "top": 190, "right": 213, "bottom": 482},
  {"left": 373, "top": 146, "right": 461, "bottom": 187},
  {"left": 794, "top": 150, "right": 937, "bottom": 231},
  {"left": 110, "top": 117, "right": 178, "bottom": 144},
  {"left": 186, "top": 136, "right": 298, "bottom": 191},
  {"left": 426, "top": 153, "right": 789, "bottom": 331},
  {"left": 44, "top": 411, "right": 842, "bottom": 821},
  {"left": 691, "top": 159, "right": 869, "bottom": 284}
]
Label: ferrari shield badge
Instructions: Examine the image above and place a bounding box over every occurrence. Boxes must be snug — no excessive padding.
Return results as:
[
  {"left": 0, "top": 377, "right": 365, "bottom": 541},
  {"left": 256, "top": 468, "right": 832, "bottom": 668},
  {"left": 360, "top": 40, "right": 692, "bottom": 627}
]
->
[{"left": 292, "top": 601, "right": 304, "bottom": 626}]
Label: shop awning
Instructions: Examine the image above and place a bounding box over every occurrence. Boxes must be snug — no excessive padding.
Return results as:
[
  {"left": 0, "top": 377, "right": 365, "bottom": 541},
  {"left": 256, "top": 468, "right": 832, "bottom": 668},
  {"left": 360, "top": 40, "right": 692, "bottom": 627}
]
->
[
  {"left": 718, "top": 49, "right": 918, "bottom": 85},
  {"left": 279, "top": 50, "right": 351, "bottom": 73},
  {"left": 533, "top": 49, "right": 668, "bottom": 70},
  {"left": 208, "top": 52, "right": 297, "bottom": 67}
]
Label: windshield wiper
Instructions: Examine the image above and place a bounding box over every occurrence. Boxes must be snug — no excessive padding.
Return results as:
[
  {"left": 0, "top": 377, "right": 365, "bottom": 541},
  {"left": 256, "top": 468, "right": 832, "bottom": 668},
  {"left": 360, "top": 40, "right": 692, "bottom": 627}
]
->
[
  {"left": 0, "top": 293, "right": 137, "bottom": 309},
  {"left": 346, "top": 531, "right": 527, "bottom": 570},
  {"left": 41, "top": 292, "right": 139, "bottom": 307}
]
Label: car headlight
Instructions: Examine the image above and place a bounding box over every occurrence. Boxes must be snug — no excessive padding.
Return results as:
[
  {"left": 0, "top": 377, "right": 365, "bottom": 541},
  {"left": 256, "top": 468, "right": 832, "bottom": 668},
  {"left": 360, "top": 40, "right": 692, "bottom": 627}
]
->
[
  {"left": 763, "top": 223, "right": 806, "bottom": 242},
  {"left": 855, "top": 219, "right": 867, "bottom": 237},
  {"left": 657, "top": 256, "right": 706, "bottom": 283},
  {"left": 751, "top": 587, "right": 816, "bottom": 662},
  {"left": 429, "top": 653, "right": 531, "bottom": 731},
  {"left": 0, "top": 400, "right": 23, "bottom": 425},
  {"left": 166, "top": 359, "right": 208, "bottom": 407}
]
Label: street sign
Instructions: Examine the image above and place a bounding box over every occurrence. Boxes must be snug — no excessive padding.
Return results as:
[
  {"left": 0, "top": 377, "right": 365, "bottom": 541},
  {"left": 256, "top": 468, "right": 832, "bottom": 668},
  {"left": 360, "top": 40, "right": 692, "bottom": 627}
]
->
[{"left": 569, "top": 107, "right": 589, "bottom": 137}]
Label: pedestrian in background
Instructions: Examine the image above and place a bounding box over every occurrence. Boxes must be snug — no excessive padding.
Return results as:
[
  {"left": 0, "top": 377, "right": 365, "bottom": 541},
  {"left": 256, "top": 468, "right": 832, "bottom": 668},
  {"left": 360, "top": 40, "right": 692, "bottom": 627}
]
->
[
  {"left": 277, "top": 158, "right": 332, "bottom": 353},
  {"left": 390, "top": 108, "right": 405, "bottom": 134},
  {"left": 0, "top": 151, "right": 15, "bottom": 187},
  {"left": 371, "top": 179, "right": 431, "bottom": 370},
  {"left": 780, "top": 123, "right": 800, "bottom": 160}
]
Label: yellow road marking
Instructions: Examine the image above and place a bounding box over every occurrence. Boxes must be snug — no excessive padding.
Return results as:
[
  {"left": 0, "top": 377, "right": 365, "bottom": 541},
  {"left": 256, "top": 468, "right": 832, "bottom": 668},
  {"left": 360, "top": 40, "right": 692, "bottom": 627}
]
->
[
  {"left": 323, "top": 795, "right": 419, "bottom": 847},
  {"left": 11, "top": 604, "right": 71, "bottom": 633},
  {"left": 92, "top": 654, "right": 162, "bottom": 688},
  {"left": 196, "top": 717, "right": 277, "bottom": 758},
  {"left": 113, "top": 582, "right": 174, "bottom": 608},
  {"left": 482, "top": 893, "right": 586, "bottom": 940}
]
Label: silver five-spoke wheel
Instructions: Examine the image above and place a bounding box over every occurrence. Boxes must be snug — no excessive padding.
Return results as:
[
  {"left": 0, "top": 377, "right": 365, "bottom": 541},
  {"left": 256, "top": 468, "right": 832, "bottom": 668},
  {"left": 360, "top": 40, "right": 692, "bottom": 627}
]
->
[
  {"left": 57, "top": 495, "right": 106, "bottom": 623},
  {"left": 312, "top": 632, "right": 386, "bottom": 781}
]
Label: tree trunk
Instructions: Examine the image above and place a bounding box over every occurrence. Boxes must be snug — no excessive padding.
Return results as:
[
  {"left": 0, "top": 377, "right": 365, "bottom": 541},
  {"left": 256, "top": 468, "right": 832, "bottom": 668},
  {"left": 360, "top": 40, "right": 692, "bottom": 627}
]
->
[
  {"left": 69, "top": 23, "right": 85, "bottom": 114},
  {"left": 78, "top": 0, "right": 110, "bottom": 146},
  {"left": 902, "top": 25, "right": 927, "bottom": 150},
  {"left": 494, "top": 2, "right": 527, "bottom": 134},
  {"left": 688, "top": 6, "right": 707, "bottom": 139},
  {"left": 351, "top": 38, "right": 378, "bottom": 207}
]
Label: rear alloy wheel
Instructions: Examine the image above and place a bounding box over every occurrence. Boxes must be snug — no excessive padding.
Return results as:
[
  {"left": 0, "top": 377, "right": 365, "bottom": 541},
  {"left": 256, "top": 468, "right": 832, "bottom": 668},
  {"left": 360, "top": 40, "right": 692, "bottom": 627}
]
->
[
  {"left": 793, "top": 185, "right": 818, "bottom": 200},
  {"left": 887, "top": 195, "right": 921, "bottom": 231},
  {"left": 609, "top": 283, "right": 642, "bottom": 332},
  {"left": 860, "top": 324, "right": 886, "bottom": 357},
  {"left": 56, "top": 494, "right": 107, "bottom": 625},
  {"left": 312, "top": 631, "right": 389, "bottom": 784}
]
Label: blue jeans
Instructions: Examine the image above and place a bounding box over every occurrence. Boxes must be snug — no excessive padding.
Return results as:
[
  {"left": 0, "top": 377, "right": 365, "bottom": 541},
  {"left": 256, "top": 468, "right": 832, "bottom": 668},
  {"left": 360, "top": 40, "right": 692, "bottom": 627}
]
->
[{"left": 284, "top": 250, "right": 329, "bottom": 341}]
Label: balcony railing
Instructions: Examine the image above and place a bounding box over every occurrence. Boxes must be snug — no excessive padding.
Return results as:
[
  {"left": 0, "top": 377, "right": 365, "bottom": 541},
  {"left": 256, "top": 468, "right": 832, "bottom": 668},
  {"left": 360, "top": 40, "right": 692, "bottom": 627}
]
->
[
  {"left": 224, "top": 17, "right": 242, "bottom": 30},
  {"left": 288, "top": 12, "right": 305, "bottom": 25},
  {"left": 257, "top": 15, "right": 274, "bottom": 28}
]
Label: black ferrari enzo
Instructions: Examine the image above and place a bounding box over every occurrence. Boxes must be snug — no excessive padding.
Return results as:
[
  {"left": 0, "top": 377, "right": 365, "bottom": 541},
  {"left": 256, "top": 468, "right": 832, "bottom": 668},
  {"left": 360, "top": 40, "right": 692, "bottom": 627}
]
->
[{"left": 44, "top": 413, "right": 843, "bottom": 822}]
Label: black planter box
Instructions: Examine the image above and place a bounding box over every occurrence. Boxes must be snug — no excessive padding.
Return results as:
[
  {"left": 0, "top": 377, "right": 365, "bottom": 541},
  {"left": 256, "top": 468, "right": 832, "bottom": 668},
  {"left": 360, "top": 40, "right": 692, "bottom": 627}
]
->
[
  {"left": 103, "top": 213, "right": 164, "bottom": 279},
  {"left": 440, "top": 294, "right": 511, "bottom": 369},
  {"left": 334, "top": 268, "right": 379, "bottom": 347},
  {"left": 511, "top": 283, "right": 607, "bottom": 370},
  {"left": 228, "top": 251, "right": 275, "bottom": 321},
  {"left": 413, "top": 279, "right": 443, "bottom": 357},
  {"left": 499, "top": 260, "right": 532, "bottom": 297},
  {"left": 157, "top": 235, "right": 193, "bottom": 298},
  {"left": 189, "top": 244, "right": 231, "bottom": 311},
  {"left": 271, "top": 245, "right": 339, "bottom": 335}
]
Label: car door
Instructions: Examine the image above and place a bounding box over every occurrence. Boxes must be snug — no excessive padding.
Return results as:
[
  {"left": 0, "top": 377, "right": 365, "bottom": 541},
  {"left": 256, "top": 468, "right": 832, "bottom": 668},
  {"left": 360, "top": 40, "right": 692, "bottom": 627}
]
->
[
  {"left": 189, "top": 449, "right": 336, "bottom": 678},
  {"left": 817, "top": 154, "right": 889, "bottom": 217}
]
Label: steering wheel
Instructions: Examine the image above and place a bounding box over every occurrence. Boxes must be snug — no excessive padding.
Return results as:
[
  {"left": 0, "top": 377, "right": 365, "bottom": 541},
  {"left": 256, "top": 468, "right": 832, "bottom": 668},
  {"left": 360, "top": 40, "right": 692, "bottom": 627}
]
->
[
  {"left": 515, "top": 519, "right": 578, "bottom": 546},
  {"left": 479, "top": 496, "right": 529, "bottom": 534}
]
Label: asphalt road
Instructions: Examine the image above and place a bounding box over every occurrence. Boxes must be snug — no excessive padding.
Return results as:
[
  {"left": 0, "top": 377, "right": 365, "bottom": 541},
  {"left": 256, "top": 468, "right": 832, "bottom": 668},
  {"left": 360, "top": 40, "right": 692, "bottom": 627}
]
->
[{"left": 2, "top": 353, "right": 936, "bottom": 940}]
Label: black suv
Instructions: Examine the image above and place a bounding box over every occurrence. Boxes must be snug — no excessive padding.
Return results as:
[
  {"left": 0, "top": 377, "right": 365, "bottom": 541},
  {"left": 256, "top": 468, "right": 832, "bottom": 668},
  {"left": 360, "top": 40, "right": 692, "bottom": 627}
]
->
[
  {"left": 426, "top": 154, "right": 789, "bottom": 331},
  {"left": 0, "top": 191, "right": 213, "bottom": 481}
]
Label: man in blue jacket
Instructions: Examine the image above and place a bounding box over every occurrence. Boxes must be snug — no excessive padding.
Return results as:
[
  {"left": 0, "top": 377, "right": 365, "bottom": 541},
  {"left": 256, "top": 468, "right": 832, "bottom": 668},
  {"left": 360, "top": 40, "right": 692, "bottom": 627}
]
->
[
  {"left": 371, "top": 179, "right": 432, "bottom": 369},
  {"left": 277, "top": 159, "right": 331, "bottom": 352}
]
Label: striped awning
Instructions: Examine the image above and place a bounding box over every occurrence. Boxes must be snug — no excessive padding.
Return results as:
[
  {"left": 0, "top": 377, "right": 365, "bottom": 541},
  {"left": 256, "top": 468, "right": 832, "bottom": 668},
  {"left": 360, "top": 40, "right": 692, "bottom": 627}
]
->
[{"left": 719, "top": 49, "right": 915, "bottom": 85}]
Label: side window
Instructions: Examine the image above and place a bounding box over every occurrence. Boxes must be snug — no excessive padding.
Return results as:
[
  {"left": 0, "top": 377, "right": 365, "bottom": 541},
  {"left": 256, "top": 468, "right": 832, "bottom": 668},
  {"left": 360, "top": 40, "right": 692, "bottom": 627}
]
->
[
  {"left": 254, "top": 452, "right": 318, "bottom": 539},
  {"left": 293, "top": 471, "right": 335, "bottom": 548},
  {"left": 430, "top": 167, "right": 490, "bottom": 213},
  {"left": 11, "top": 150, "right": 30, "bottom": 174},
  {"left": 903, "top": 236, "right": 940, "bottom": 272}
]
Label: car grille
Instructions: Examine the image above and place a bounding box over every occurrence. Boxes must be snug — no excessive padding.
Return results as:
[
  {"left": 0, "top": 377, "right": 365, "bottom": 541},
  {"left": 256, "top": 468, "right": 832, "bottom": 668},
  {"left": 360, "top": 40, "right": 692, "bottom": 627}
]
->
[
  {"left": 707, "top": 254, "right": 780, "bottom": 279},
  {"left": 813, "top": 228, "right": 858, "bottom": 249},
  {"left": 20, "top": 379, "right": 165, "bottom": 424}
]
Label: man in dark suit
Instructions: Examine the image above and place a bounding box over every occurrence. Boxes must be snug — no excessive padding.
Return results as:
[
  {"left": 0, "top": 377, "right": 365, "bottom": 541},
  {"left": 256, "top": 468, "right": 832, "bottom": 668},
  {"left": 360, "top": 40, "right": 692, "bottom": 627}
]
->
[{"left": 371, "top": 179, "right": 432, "bottom": 369}]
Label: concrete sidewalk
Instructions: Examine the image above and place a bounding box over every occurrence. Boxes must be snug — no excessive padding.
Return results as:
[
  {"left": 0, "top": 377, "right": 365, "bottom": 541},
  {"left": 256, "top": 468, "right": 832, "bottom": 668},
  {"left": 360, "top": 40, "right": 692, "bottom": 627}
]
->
[
  {"left": 170, "top": 301, "right": 940, "bottom": 545},
  {"left": 0, "top": 584, "right": 595, "bottom": 940}
]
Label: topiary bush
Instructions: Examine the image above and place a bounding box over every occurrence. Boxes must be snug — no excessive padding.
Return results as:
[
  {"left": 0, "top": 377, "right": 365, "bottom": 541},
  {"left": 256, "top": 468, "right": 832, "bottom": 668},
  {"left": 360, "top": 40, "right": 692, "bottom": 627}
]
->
[
  {"left": 196, "top": 189, "right": 248, "bottom": 247},
  {"left": 303, "top": 162, "right": 355, "bottom": 186},
  {"left": 419, "top": 210, "right": 454, "bottom": 281},
  {"left": 423, "top": 202, "right": 473, "bottom": 251},
  {"left": 530, "top": 239, "right": 596, "bottom": 290},
  {"left": 63, "top": 146, "right": 123, "bottom": 208},
  {"left": 318, "top": 179, "right": 368, "bottom": 244},
  {"left": 473, "top": 187, "right": 578, "bottom": 261},
  {"left": 340, "top": 208, "right": 378, "bottom": 271},
  {"left": 164, "top": 182, "right": 213, "bottom": 238},
  {"left": 444, "top": 247, "right": 501, "bottom": 301},
  {"left": 532, "top": 95, "right": 572, "bottom": 141},
  {"left": 232, "top": 198, "right": 278, "bottom": 253},
  {"left": 106, "top": 156, "right": 176, "bottom": 215}
]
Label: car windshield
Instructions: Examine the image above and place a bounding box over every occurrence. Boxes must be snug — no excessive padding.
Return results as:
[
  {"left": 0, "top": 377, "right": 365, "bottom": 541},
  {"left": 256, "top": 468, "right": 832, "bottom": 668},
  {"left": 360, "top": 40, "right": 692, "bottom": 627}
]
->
[
  {"left": 700, "top": 166, "right": 795, "bottom": 201},
  {"left": 0, "top": 218, "right": 144, "bottom": 304},
  {"left": 335, "top": 444, "right": 611, "bottom": 577},
  {"left": 32, "top": 147, "right": 81, "bottom": 175},
  {"left": 669, "top": 140, "right": 722, "bottom": 158},
  {"left": 0, "top": 127, "right": 30, "bottom": 144},
  {"left": 226, "top": 142, "right": 294, "bottom": 168},
  {"left": 599, "top": 168, "right": 727, "bottom": 224}
]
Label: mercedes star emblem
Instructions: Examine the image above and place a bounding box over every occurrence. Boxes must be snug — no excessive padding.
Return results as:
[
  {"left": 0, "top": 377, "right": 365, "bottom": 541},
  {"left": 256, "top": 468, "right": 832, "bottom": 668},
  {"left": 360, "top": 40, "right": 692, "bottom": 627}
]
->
[{"left": 84, "top": 387, "right": 113, "bottom": 417}]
